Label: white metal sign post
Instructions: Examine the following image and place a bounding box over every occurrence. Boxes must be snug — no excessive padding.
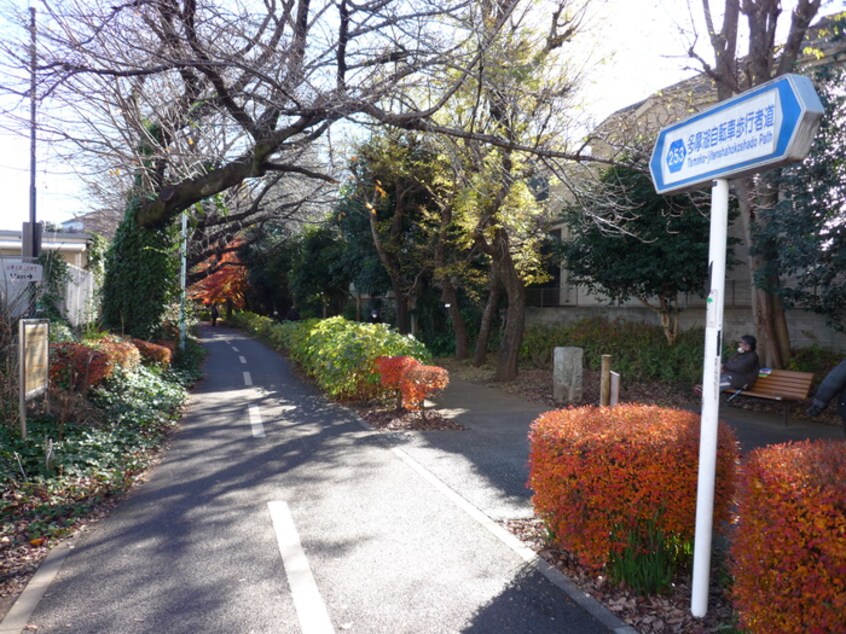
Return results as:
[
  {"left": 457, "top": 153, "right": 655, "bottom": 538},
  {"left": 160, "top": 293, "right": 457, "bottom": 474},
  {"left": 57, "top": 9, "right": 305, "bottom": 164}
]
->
[
  {"left": 692, "top": 178, "right": 729, "bottom": 617},
  {"left": 649, "top": 74, "right": 823, "bottom": 618}
]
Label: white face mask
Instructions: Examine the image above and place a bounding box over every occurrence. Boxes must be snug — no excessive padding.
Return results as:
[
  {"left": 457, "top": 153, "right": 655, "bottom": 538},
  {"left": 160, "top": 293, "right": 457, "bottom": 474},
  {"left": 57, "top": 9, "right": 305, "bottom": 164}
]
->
[{"left": 737, "top": 346, "right": 745, "bottom": 354}]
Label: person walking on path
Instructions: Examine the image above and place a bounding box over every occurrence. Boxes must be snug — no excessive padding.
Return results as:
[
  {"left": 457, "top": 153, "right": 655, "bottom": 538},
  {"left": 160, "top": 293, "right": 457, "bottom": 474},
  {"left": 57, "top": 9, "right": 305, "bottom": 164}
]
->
[
  {"left": 806, "top": 359, "right": 846, "bottom": 435},
  {"left": 210, "top": 304, "right": 219, "bottom": 327}
]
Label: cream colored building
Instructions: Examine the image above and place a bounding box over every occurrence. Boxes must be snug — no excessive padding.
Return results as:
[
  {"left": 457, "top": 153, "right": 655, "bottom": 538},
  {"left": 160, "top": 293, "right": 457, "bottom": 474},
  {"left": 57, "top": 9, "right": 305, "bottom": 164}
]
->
[
  {"left": 530, "top": 14, "right": 846, "bottom": 354},
  {"left": 0, "top": 228, "right": 91, "bottom": 269}
]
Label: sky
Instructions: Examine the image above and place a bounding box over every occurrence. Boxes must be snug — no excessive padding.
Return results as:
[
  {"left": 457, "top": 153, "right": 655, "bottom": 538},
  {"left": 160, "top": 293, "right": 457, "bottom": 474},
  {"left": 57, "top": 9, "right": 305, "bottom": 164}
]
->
[{"left": 0, "top": 0, "right": 843, "bottom": 232}]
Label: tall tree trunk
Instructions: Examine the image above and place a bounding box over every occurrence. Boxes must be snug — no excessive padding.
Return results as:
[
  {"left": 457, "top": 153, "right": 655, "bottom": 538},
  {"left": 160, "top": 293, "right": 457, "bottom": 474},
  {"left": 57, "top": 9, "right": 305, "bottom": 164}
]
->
[
  {"left": 442, "top": 283, "right": 469, "bottom": 360},
  {"left": 474, "top": 268, "right": 501, "bottom": 367},
  {"left": 433, "top": 200, "right": 470, "bottom": 359},
  {"left": 394, "top": 295, "right": 410, "bottom": 334},
  {"left": 492, "top": 229, "right": 525, "bottom": 382},
  {"left": 637, "top": 295, "right": 679, "bottom": 346},
  {"left": 735, "top": 178, "right": 792, "bottom": 367},
  {"left": 368, "top": 204, "right": 411, "bottom": 333},
  {"left": 699, "top": 1, "right": 823, "bottom": 368}
]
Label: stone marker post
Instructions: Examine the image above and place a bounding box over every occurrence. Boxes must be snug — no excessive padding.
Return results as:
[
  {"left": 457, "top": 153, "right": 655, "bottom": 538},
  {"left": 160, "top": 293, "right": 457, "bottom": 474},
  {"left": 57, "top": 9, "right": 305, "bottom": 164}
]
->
[{"left": 553, "top": 347, "right": 583, "bottom": 404}]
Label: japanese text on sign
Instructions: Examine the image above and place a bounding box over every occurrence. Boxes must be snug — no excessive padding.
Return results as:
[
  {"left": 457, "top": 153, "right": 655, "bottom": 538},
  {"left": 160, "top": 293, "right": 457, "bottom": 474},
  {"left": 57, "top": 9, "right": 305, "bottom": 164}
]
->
[{"left": 661, "top": 91, "right": 782, "bottom": 185}]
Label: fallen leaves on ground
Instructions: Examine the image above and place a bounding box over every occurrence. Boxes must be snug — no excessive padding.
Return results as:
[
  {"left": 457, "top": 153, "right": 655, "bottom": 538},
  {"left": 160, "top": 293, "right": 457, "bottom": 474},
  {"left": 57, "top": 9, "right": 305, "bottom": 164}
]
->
[
  {"left": 353, "top": 404, "right": 466, "bottom": 431},
  {"left": 502, "top": 518, "right": 736, "bottom": 634}
]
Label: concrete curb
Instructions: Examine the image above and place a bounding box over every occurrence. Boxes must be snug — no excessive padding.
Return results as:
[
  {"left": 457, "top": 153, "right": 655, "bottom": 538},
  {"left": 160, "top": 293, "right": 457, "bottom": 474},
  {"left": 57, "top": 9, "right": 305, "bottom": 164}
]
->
[
  {"left": 389, "top": 441, "right": 638, "bottom": 634},
  {"left": 0, "top": 542, "right": 71, "bottom": 634},
  {"left": 352, "top": 407, "right": 637, "bottom": 634}
]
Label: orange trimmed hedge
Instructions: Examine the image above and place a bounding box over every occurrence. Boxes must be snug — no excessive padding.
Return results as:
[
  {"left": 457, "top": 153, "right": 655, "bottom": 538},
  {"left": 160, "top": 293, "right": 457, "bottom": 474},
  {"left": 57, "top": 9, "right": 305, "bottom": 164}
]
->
[
  {"left": 50, "top": 337, "right": 142, "bottom": 391},
  {"left": 730, "top": 440, "right": 846, "bottom": 633},
  {"left": 373, "top": 356, "right": 420, "bottom": 408},
  {"left": 528, "top": 404, "right": 739, "bottom": 570},
  {"left": 372, "top": 356, "right": 449, "bottom": 411},
  {"left": 400, "top": 364, "right": 449, "bottom": 411},
  {"left": 130, "top": 338, "right": 173, "bottom": 366},
  {"left": 50, "top": 343, "right": 112, "bottom": 390},
  {"left": 95, "top": 336, "right": 141, "bottom": 371}
]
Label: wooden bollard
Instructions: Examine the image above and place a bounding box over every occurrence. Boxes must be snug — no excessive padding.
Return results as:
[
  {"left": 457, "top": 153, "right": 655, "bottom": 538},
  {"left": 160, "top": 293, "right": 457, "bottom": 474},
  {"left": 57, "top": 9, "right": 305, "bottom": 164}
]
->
[{"left": 600, "top": 354, "right": 612, "bottom": 406}]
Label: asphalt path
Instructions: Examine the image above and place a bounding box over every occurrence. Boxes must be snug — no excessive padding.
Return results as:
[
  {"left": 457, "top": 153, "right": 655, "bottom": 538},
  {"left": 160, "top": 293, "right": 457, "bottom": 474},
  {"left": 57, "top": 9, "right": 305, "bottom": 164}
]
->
[{"left": 8, "top": 327, "right": 622, "bottom": 634}]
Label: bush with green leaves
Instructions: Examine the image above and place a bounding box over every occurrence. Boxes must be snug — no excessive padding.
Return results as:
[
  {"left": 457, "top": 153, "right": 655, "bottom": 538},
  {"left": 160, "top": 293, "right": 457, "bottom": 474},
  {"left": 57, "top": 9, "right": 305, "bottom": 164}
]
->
[
  {"left": 520, "top": 318, "right": 705, "bottom": 386},
  {"left": 229, "top": 311, "right": 277, "bottom": 339},
  {"left": 36, "top": 251, "right": 72, "bottom": 326},
  {"left": 100, "top": 195, "right": 178, "bottom": 339},
  {"left": 231, "top": 312, "right": 430, "bottom": 399},
  {"left": 0, "top": 362, "right": 189, "bottom": 543},
  {"left": 521, "top": 317, "right": 842, "bottom": 391}
]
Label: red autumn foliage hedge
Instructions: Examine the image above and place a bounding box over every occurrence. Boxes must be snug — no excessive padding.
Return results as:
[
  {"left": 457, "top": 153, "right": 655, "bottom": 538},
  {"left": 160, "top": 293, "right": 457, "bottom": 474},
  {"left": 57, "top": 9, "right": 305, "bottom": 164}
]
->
[
  {"left": 50, "top": 337, "right": 142, "bottom": 391},
  {"left": 373, "top": 355, "right": 420, "bottom": 407},
  {"left": 95, "top": 336, "right": 141, "bottom": 371},
  {"left": 371, "top": 356, "right": 448, "bottom": 411},
  {"left": 400, "top": 364, "right": 449, "bottom": 411},
  {"left": 130, "top": 338, "right": 173, "bottom": 366},
  {"left": 528, "top": 404, "right": 739, "bottom": 571},
  {"left": 373, "top": 356, "right": 420, "bottom": 390},
  {"left": 50, "top": 343, "right": 112, "bottom": 390},
  {"left": 730, "top": 440, "right": 846, "bottom": 633},
  {"left": 154, "top": 339, "right": 177, "bottom": 355}
]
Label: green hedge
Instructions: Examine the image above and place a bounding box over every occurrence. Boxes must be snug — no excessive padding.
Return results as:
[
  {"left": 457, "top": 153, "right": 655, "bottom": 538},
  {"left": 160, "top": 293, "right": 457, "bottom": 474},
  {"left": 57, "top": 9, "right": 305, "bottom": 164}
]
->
[
  {"left": 521, "top": 318, "right": 842, "bottom": 389},
  {"left": 230, "top": 313, "right": 430, "bottom": 399},
  {"left": 520, "top": 318, "right": 705, "bottom": 386}
]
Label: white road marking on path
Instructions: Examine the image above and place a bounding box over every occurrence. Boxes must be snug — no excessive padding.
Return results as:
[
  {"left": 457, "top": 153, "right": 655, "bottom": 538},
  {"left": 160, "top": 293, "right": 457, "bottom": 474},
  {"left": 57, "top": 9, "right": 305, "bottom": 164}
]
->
[
  {"left": 249, "top": 406, "right": 266, "bottom": 438},
  {"left": 243, "top": 372, "right": 253, "bottom": 386},
  {"left": 267, "top": 501, "right": 335, "bottom": 634},
  {"left": 231, "top": 346, "right": 239, "bottom": 352},
  {"left": 239, "top": 355, "right": 247, "bottom": 364},
  {"left": 389, "top": 448, "right": 534, "bottom": 560}
]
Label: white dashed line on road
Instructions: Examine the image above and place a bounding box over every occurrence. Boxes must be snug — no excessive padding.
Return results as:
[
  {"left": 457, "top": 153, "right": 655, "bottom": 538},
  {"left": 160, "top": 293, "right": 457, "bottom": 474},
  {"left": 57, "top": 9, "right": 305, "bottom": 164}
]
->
[
  {"left": 267, "top": 501, "right": 335, "bottom": 634},
  {"left": 239, "top": 355, "right": 247, "bottom": 364},
  {"left": 249, "top": 406, "right": 266, "bottom": 438},
  {"left": 231, "top": 346, "right": 239, "bottom": 352},
  {"left": 243, "top": 372, "right": 253, "bottom": 386}
]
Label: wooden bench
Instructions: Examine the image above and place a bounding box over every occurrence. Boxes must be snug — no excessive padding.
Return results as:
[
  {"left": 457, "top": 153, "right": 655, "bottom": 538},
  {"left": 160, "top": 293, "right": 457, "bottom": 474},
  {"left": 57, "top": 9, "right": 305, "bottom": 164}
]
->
[{"left": 724, "top": 369, "right": 815, "bottom": 425}]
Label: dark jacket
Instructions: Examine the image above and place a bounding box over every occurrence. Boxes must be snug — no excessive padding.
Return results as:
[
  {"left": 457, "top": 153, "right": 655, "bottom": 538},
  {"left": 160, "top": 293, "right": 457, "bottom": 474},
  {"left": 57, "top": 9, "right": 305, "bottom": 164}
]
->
[
  {"left": 722, "top": 350, "right": 760, "bottom": 389},
  {"left": 809, "top": 360, "right": 846, "bottom": 420}
]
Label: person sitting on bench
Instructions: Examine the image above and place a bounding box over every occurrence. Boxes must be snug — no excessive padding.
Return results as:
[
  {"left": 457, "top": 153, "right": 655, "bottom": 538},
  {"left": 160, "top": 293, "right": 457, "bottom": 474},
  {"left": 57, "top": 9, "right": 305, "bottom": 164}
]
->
[
  {"left": 694, "top": 334, "right": 760, "bottom": 395},
  {"left": 720, "top": 335, "right": 761, "bottom": 390}
]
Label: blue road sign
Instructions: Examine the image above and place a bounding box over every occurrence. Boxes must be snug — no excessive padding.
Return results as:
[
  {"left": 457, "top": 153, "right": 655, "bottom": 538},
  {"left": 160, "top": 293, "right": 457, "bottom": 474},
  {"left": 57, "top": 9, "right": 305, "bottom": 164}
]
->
[{"left": 650, "top": 74, "right": 824, "bottom": 194}]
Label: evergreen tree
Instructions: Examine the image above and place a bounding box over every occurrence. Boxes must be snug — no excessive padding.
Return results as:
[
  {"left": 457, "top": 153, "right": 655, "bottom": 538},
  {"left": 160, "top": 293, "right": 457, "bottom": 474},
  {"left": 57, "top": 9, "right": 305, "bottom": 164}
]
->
[
  {"left": 562, "top": 162, "right": 719, "bottom": 345},
  {"left": 760, "top": 63, "right": 846, "bottom": 331}
]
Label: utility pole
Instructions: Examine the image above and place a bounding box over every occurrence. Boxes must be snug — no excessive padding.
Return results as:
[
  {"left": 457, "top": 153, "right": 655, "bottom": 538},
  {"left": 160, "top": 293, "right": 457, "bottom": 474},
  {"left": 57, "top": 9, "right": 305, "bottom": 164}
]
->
[{"left": 27, "top": 6, "right": 40, "bottom": 259}]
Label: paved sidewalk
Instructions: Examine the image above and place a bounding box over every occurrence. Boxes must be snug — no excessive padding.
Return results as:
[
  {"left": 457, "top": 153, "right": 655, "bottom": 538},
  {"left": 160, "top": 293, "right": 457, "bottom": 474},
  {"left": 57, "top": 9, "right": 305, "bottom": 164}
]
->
[
  {"left": 5, "top": 330, "right": 841, "bottom": 634},
  {"left": 2, "top": 329, "right": 626, "bottom": 634},
  {"left": 711, "top": 402, "right": 845, "bottom": 450}
]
